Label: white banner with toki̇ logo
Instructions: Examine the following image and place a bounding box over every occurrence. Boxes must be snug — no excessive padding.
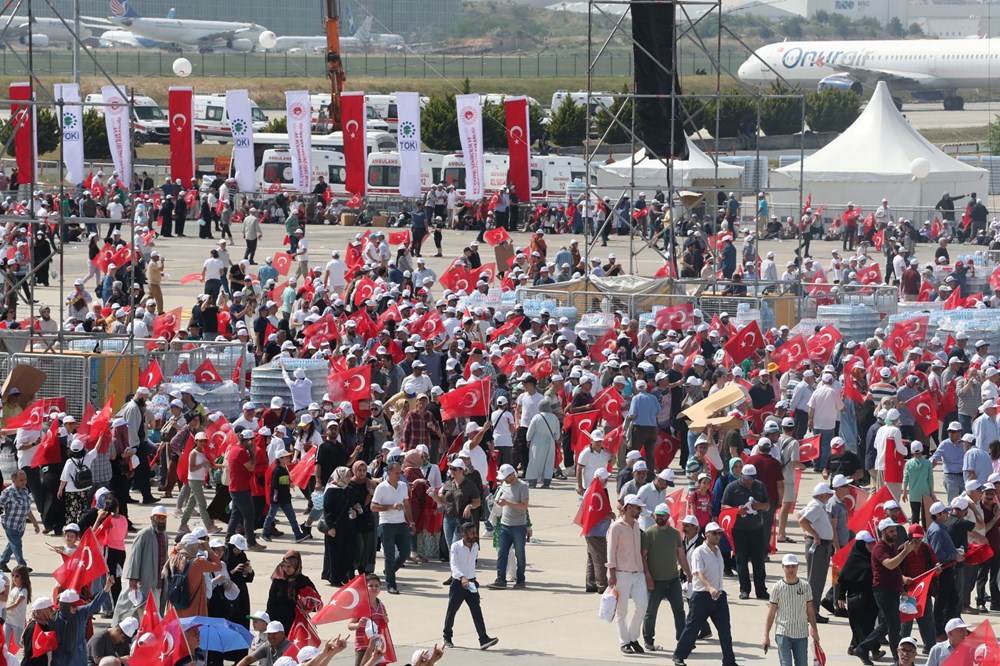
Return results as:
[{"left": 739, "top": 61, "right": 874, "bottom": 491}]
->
[
  {"left": 455, "top": 93, "right": 484, "bottom": 201},
  {"left": 285, "top": 90, "right": 312, "bottom": 193},
  {"left": 395, "top": 92, "right": 422, "bottom": 199},
  {"left": 101, "top": 85, "right": 131, "bottom": 188},
  {"left": 226, "top": 89, "right": 256, "bottom": 193},
  {"left": 54, "top": 83, "right": 84, "bottom": 185}
]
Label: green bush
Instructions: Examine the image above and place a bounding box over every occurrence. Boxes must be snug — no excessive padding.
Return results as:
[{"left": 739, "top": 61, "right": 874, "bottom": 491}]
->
[
  {"left": 988, "top": 115, "right": 1000, "bottom": 155},
  {"left": 548, "top": 96, "right": 587, "bottom": 147},
  {"left": 702, "top": 89, "right": 756, "bottom": 138},
  {"left": 759, "top": 82, "right": 805, "bottom": 137},
  {"left": 82, "top": 108, "right": 110, "bottom": 159},
  {"left": 261, "top": 116, "right": 287, "bottom": 133},
  {"left": 421, "top": 92, "right": 459, "bottom": 152},
  {"left": 806, "top": 88, "right": 861, "bottom": 133}
]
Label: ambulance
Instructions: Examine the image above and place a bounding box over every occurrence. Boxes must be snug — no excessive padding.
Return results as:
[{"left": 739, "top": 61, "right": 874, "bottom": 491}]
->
[
  {"left": 83, "top": 92, "right": 171, "bottom": 145},
  {"left": 440, "top": 152, "right": 586, "bottom": 200},
  {"left": 193, "top": 93, "right": 269, "bottom": 143},
  {"left": 365, "top": 151, "right": 444, "bottom": 196},
  {"left": 255, "top": 148, "right": 348, "bottom": 197}
]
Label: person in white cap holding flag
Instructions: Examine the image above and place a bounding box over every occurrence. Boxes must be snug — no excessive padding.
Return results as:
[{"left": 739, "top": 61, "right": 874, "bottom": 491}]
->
[
  {"left": 762, "top": 554, "right": 821, "bottom": 666},
  {"left": 873, "top": 408, "right": 906, "bottom": 498},
  {"left": 926, "top": 617, "right": 970, "bottom": 666},
  {"left": 608, "top": 494, "right": 649, "bottom": 654}
]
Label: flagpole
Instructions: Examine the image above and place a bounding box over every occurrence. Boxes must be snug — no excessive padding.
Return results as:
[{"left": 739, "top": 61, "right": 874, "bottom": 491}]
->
[
  {"left": 27, "top": 0, "right": 36, "bottom": 351},
  {"left": 58, "top": 94, "right": 65, "bottom": 349}
]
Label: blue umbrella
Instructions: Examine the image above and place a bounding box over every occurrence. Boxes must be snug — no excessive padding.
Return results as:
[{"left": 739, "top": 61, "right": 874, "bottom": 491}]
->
[{"left": 179, "top": 616, "right": 254, "bottom": 653}]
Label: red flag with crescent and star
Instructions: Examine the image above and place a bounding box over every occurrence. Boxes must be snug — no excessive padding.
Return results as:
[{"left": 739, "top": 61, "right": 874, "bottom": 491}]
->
[
  {"left": 654, "top": 303, "right": 694, "bottom": 332},
  {"left": 327, "top": 365, "right": 372, "bottom": 406},
  {"left": 904, "top": 390, "right": 938, "bottom": 437},
  {"left": 941, "top": 619, "right": 1000, "bottom": 666},
  {"left": 505, "top": 96, "right": 532, "bottom": 203},
  {"left": 52, "top": 527, "right": 109, "bottom": 592},
  {"left": 342, "top": 91, "right": 367, "bottom": 197},
  {"left": 288, "top": 607, "right": 321, "bottom": 649},
  {"left": 484, "top": 226, "right": 512, "bottom": 246},
  {"left": 439, "top": 378, "right": 491, "bottom": 420},
  {"left": 593, "top": 386, "right": 624, "bottom": 428},
  {"left": 193, "top": 358, "right": 223, "bottom": 384},
  {"left": 723, "top": 320, "right": 764, "bottom": 365},
  {"left": 139, "top": 360, "right": 164, "bottom": 389},
  {"left": 130, "top": 608, "right": 190, "bottom": 666},
  {"left": 718, "top": 507, "right": 740, "bottom": 546},
  {"left": 565, "top": 410, "right": 600, "bottom": 456},
  {"left": 574, "top": 477, "right": 611, "bottom": 536},
  {"left": 313, "top": 574, "right": 370, "bottom": 624},
  {"left": 168, "top": 87, "right": 195, "bottom": 185},
  {"left": 772, "top": 334, "right": 808, "bottom": 373},
  {"left": 30, "top": 419, "right": 62, "bottom": 468}
]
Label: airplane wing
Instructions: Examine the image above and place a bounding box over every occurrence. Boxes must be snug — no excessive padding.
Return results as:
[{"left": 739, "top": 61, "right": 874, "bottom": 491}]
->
[
  {"left": 194, "top": 26, "right": 252, "bottom": 45},
  {"left": 829, "top": 63, "right": 948, "bottom": 89}
]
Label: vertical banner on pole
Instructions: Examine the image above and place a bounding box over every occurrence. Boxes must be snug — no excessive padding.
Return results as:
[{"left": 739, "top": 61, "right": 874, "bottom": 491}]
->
[
  {"left": 284, "top": 90, "right": 312, "bottom": 194},
  {"left": 226, "top": 89, "right": 256, "bottom": 193},
  {"left": 504, "top": 96, "right": 531, "bottom": 204},
  {"left": 168, "top": 87, "right": 195, "bottom": 186},
  {"left": 100, "top": 86, "right": 132, "bottom": 188},
  {"left": 455, "top": 94, "right": 484, "bottom": 201},
  {"left": 9, "top": 82, "right": 36, "bottom": 184},
  {"left": 341, "top": 91, "right": 368, "bottom": 198},
  {"left": 395, "top": 92, "right": 421, "bottom": 199},
  {"left": 54, "top": 83, "right": 84, "bottom": 185}
]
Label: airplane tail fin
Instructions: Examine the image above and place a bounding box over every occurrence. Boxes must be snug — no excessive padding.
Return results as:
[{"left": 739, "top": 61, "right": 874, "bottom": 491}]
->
[
  {"left": 355, "top": 16, "right": 372, "bottom": 42},
  {"left": 110, "top": 0, "right": 141, "bottom": 19},
  {"left": 345, "top": 4, "right": 356, "bottom": 35},
  {"left": 166, "top": 7, "right": 175, "bottom": 18}
]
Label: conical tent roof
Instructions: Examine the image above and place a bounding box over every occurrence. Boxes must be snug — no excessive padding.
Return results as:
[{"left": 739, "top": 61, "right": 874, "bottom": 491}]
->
[{"left": 596, "top": 135, "right": 744, "bottom": 186}]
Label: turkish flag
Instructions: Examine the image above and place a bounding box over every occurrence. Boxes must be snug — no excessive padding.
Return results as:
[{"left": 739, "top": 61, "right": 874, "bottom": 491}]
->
[
  {"left": 31, "top": 623, "right": 58, "bottom": 656},
  {"left": 872, "top": 229, "right": 884, "bottom": 251},
  {"left": 9, "top": 83, "right": 34, "bottom": 182},
  {"left": 904, "top": 390, "right": 938, "bottom": 437},
  {"left": 4, "top": 401, "right": 47, "bottom": 430},
  {"left": 93, "top": 243, "right": 116, "bottom": 273},
  {"left": 439, "top": 378, "right": 491, "bottom": 420},
  {"left": 941, "top": 620, "right": 1000, "bottom": 666},
  {"left": 654, "top": 303, "right": 694, "bottom": 331},
  {"left": 342, "top": 92, "right": 367, "bottom": 197},
  {"left": 139, "top": 591, "right": 160, "bottom": 637},
  {"left": 30, "top": 419, "right": 62, "bottom": 468},
  {"left": 856, "top": 263, "right": 882, "bottom": 285},
  {"left": 288, "top": 608, "right": 321, "bottom": 649},
  {"left": 83, "top": 396, "right": 115, "bottom": 453},
  {"left": 387, "top": 230, "right": 411, "bottom": 246},
  {"left": 917, "top": 280, "right": 933, "bottom": 302},
  {"left": 476, "top": 262, "right": 498, "bottom": 284},
  {"left": 832, "top": 539, "right": 854, "bottom": 570},
  {"left": 799, "top": 435, "right": 821, "bottom": 463},
  {"left": 565, "top": 410, "right": 600, "bottom": 456},
  {"left": 168, "top": 87, "right": 195, "bottom": 185},
  {"left": 52, "top": 528, "right": 109, "bottom": 592},
  {"left": 940, "top": 379, "right": 957, "bottom": 416},
  {"left": 604, "top": 426, "right": 624, "bottom": 456},
  {"left": 654, "top": 431, "right": 681, "bottom": 470},
  {"left": 289, "top": 446, "right": 317, "bottom": 490},
  {"left": 314, "top": 574, "right": 370, "bottom": 624},
  {"left": 654, "top": 262, "right": 676, "bottom": 278},
  {"left": 504, "top": 96, "right": 532, "bottom": 203},
  {"left": 343, "top": 310, "right": 378, "bottom": 340},
  {"left": 589, "top": 328, "right": 618, "bottom": 362},
  {"left": 489, "top": 316, "right": 524, "bottom": 341},
  {"left": 844, "top": 485, "right": 870, "bottom": 519},
  {"left": 847, "top": 485, "right": 905, "bottom": 535},
  {"left": 723, "top": 320, "right": 764, "bottom": 365},
  {"left": 108, "top": 244, "right": 133, "bottom": 269},
  {"left": 173, "top": 361, "right": 191, "bottom": 378},
  {"left": 179, "top": 273, "right": 204, "bottom": 285},
  {"left": 772, "top": 334, "right": 808, "bottom": 373},
  {"left": 990, "top": 266, "right": 1000, "bottom": 294},
  {"left": 966, "top": 292, "right": 985, "bottom": 308},
  {"left": 966, "top": 543, "right": 995, "bottom": 567},
  {"left": 152, "top": 307, "right": 183, "bottom": 340},
  {"left": 376, "top": 305, "right": 402, "bottom": 330},
  {"left": 573, "top": 477, "right": 612, "bottom": 536},
  {"left": 205, "top": 415, "right": 238, "bottom": 461},
  {"left": 440, "top": 267, "right": 475, "bottom": 293},
  {"left": 345, "top": 242, "right": 363, "bottom": 270},
  {"left": 193, "top": 358, "right": 223, "bottom": 384},
  {"left": 130, "top": 608, "right": 190, "bottom": 666},
  {"left": 412, "top": 310, "right": 446, "bottom": 339},
  {"left": 139, "top": 360, "right": 163, "bottom": 389},
  {"left": 272, "top": 252, "right": 294, "bottom": 276},
  {"left": 176, "top": 435, "right": 196, "bottom": 484},
  {"left": 666, "top": 488, "right": 688, "bottom": 529},
  {"left": 593, "top": 386, "right": 624, "bottom": 428},
  {"left": 883, "top": 325, "right": 911, "bottom": 361},
  {"left": 718, "top": 507, "right": 740, "bottom": 546},
  {"left": 943, "top": 286, "right": 963, "bottom": 310},
  {"left": 484, "top": 227, "right": 512, "bottom": 246},
  {"left": 302, "top": 313, "right": 339, "bottom": 347},
  {"left": 899, "top": 315, "right": 929, "bottom": 343},
  {"left": 352, "top": 276, "right": 379, "bottom": 306},
  {"left": 327, "top": 365, "right": 372, "bottom": 405}
]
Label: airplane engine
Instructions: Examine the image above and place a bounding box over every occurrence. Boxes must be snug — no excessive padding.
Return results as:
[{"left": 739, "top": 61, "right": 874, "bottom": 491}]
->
[
  {"left": 228, "top": 38, "right": 253, "bottom": 52},
  {"left": 817, "top": 74, "right": 862, "bottom": 95},
  {"left": 19, "top": 33, "right": 50, "bottom": 47}
]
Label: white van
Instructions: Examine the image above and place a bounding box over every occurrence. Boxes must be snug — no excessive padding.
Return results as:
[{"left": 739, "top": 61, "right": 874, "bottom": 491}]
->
[
  {"left": 83, "top": 92, "right": 171, "bottom": 145},
  {"left": 441, "top": 153, "right": 510, "bottom": 197},
  {"left": 550, "top": 89, "right": 615, "bottom": 115},
  {"left": 256, "top": 148, "right": 348, "bottom": 197},
  {"left": 365, "top": 151, "right": 444, "bottom": 196},
  {"left": 193, "top": 93, "right": 268, "bottom": 143},
  {"left": 529, "top": 155, "right": 587, "bottom": 200},
  {"left": 479, "top": 94, "right": 544, "bottom": 111},
  {"left": 308, "top": 93, "right": 389, "bottom": 133},
  {"left": 364, "top": 94, "right": 429, "bottom": 133},
  {"left": 251, "top": 130, "right": 396, "bottom": 167}
]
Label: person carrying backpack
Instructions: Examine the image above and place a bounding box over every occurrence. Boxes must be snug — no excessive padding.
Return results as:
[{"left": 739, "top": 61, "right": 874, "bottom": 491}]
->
[
  {"left": 165, "top": 532, "right": 223, "bottom": 618},
  {"left": 57, "top": 439, "right": 98, "bottom": 525}
]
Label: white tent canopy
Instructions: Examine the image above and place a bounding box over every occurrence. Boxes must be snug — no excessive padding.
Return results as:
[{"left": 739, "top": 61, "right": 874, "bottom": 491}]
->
[
  {"left": 770, "top": 81, "right": 988, "bottom": 211},
  {"left": 595, "top": 136, "right": 744, "bottom": 192}
]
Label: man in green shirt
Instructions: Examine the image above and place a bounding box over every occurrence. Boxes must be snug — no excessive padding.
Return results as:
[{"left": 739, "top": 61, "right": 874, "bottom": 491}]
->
[{"left": 641, "top": 502, "right": 691, "bottom": 652}]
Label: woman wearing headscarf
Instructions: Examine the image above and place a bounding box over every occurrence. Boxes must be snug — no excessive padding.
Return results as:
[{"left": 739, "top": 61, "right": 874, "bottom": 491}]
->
[
  {"left": 223, "top": 534, "right": 254, "bottom": 628},
  {"left": 524, "top": 398, "right": 561, "bottom": 489},
  {"left": 402, "top": 450, "right": 436, "bottom": 563},
  {"left": 836, "top": 532, "right": 878, "bottom": 656},
  {"left": 322, "top": 466, "right": 356, "bottom": 586},
  {"left": 348, "top": 460, "right": 377, "bottom": 577},
  {"left": 165, "top": 532, "right": 223, "bottom": 619},
  {"left": 266, "top": 549, "right": 320, "bottom": 633}
]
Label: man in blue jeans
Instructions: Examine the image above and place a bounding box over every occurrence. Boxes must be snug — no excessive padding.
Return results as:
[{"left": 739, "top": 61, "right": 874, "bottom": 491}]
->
[
  {"left": 371, "top": 461, "right": 414, "bottom": 595},
  {"left": 0, "top": 470, "right": 39, "bottom": 569},
  {"left": 856, "top": 517, "right": 918, "bottom": 665},
  {"left": 489, "top": 464, "right": 530, "bottom": 589}
]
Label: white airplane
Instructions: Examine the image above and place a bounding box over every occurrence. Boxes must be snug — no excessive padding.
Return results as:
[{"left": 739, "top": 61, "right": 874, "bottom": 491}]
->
[
  {"left": 107, "top": 0, "right": 269, "bottom": 52},
  {"left": 270, "top": 17, "right": 405, "bottom": 53},
  {"left": 737, "top": 38, "right": 1000, "bottom": 110},
  {"left": 0, "top": 14, "right": 112, "bottom": 47}
]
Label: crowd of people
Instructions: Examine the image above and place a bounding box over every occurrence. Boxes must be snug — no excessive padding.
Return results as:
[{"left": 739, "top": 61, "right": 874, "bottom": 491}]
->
[{"left": 3, "top": 173, "right": 1000, "bottom": 666}]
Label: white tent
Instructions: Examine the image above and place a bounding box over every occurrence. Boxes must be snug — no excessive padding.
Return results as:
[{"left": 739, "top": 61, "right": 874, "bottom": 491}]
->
[
  {"left": 770, "top": 81, "right": 988, "bottom": 211},
  {"left": 594, "top": 136, "right": 744, "bottom": 194}
]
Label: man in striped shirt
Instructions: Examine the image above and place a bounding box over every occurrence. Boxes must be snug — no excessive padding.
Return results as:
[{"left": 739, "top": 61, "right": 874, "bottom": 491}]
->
[{"left": 763, "top": 553, "right": 820, "bottom": 666}]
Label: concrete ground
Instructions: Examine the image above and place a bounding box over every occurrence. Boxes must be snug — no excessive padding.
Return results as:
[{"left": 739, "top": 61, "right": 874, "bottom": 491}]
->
[{"left": 19, "top": 223, "right": 961, "bottom": 664}]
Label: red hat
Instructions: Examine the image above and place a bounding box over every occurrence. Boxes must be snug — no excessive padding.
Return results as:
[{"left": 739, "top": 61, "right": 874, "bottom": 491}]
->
[{"left": 907, "top": 524, "right": 925, "bottom": 538}]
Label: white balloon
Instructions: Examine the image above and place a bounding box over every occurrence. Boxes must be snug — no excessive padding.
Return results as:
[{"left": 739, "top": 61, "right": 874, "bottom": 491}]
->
[
  {"left": 172, "top": 57, "right": 192, "bottom": 77},
  {"left": 910, "top": 157, "right": 931, "bottom": 180},
  {"left": 258, "top": 30, "right": 277, "bottom": 49}
]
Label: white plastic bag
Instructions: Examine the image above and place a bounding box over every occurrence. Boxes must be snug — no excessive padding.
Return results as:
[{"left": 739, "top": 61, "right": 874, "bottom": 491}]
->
[{"left": 598, "top": 587, "right": 618, "bottom": 623}]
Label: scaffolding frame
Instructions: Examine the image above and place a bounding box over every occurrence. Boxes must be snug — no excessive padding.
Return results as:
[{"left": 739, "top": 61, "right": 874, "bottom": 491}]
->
[{"left": 583, "top": 0, "right": 808, "bottom": 289}]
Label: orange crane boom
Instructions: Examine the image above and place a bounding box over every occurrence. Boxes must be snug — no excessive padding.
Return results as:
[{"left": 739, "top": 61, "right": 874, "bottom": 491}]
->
[{"left": 325, "top": 0, "right": 347, "bottom": 132}]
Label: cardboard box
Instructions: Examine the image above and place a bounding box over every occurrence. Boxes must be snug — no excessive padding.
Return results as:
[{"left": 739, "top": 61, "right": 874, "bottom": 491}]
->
[
  {"left": 341, "top": 213, "right": 357, "bottom": 227},
  {"left": 372, "top": 216, "right": 389, "bottom": 228},
  {"left": 1, "top": 364, "right": 46, "bottom": 406},
  {"left": 494, "top": 244, "right": 515, "bottom": 271},
  {"left": 678, "top": 383, "right": 745, "bottom": 433}
]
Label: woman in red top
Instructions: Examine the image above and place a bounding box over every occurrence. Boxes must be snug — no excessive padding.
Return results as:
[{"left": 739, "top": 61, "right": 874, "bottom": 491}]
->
[{"left": 348, "top": 574, "right": 388, "bottom": 666}]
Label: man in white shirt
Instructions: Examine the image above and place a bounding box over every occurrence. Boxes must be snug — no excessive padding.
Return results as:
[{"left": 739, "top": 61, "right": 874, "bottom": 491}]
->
[
  {"left": 442, "top": 521, "right": 499, "bottom": 650},
  {"left": 323, "top": 251, "right": 347, "bottom": 292},
  {"left": 279, "top": 363, "right": 313, "bottom": 413},
  {"left": 798, "top": 483, "right": 835, "bottom": 623},
  {"left": 371, "top": 462, "right": 413, "bottom": 594},
  {"left": 401, "top": 361, "right": 434, "bottom": 396},
  {"left": 576, "top": 430, "right": 612, "bottom": 496},
  {"left": 636, "top": 470, "right": 674, "bottom": 530},
  {"left": 490, "top": 397, "right": 516, "bottom": 467},
  {"left": 242, "top": 208, "right": 263, "bottom": 264},
  {"left": 514, "top": 377, "right": 544, "bottom": 469},
  {"left": 807, "top": 372, "right": 845, "bottom": 473},
  {"left": 672, "top": 521, "right": 736, "bottom": 666}
]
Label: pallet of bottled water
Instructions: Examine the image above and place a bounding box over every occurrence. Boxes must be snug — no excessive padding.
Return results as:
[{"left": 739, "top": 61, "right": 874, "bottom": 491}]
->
[
  {"left": 250, "top": 358, "right": 329, "bottom": 408},
  {"left": 790, "top": 318, "right": 837, "bottom": 339},
  {"left": 816, "top": 304, "right": 882, "bottom": 342}
]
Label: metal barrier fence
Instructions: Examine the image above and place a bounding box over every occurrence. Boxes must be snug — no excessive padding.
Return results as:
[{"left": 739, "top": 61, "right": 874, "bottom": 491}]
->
[
  {"left": 0, "top": 49, "right": 748, "bottom": 79},
  {"left": 0, "top": 334, "right": 247, "bottom": 419}
]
